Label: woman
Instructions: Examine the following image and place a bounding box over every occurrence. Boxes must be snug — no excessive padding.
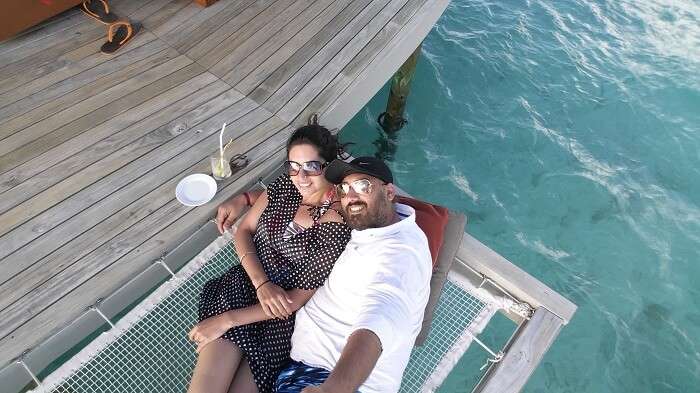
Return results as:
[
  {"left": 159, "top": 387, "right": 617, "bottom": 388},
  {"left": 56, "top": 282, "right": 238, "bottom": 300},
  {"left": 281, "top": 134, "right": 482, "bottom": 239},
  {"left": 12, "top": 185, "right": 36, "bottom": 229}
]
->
[{"left": 187, "top": 124, "right": 352, "bottom": 393}]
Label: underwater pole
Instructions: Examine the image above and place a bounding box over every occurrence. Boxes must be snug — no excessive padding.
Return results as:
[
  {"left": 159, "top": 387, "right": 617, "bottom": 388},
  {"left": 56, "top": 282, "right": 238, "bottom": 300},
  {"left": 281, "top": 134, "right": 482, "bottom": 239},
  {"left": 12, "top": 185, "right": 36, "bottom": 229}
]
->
[{"left": 378, "top": 43, "right": 422, "bottom": 133}]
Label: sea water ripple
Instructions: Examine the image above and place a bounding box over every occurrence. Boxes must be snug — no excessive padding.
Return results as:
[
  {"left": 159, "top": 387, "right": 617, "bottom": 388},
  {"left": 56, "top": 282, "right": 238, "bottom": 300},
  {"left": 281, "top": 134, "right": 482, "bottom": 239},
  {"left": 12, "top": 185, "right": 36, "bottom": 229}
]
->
[{"left": 341, "top": 0, "right": 700, "bottom": 391}]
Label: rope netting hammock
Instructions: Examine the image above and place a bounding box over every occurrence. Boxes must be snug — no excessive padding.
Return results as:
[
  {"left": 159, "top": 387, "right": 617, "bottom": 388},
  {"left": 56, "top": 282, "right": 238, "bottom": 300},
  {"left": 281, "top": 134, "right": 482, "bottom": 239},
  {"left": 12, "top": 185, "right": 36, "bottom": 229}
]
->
[{"left": 29, "top": 233, "right": 521, "bottom": 393}]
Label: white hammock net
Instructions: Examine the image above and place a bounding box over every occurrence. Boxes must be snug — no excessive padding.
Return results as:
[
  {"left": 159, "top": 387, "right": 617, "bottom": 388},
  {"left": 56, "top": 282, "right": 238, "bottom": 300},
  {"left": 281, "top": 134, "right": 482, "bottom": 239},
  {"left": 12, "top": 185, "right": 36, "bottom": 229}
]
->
[{"left": 31, "top": 234, "right": 502, "bottom": 393}]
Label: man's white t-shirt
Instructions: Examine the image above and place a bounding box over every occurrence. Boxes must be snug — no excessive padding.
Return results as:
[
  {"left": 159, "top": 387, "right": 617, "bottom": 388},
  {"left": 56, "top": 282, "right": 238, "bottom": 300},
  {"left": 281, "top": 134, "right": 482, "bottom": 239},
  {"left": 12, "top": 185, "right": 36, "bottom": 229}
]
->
[{"left": 290, "top": 203, "right": 432, "bottom": 393}]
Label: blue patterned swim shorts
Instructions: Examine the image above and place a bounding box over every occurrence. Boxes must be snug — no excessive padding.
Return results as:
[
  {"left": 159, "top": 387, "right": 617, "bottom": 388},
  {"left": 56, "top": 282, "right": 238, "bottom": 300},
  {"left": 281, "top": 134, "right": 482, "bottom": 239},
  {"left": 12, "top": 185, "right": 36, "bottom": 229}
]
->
[{"left": 275, "top": 360, "right": 330, "bottom": 392}]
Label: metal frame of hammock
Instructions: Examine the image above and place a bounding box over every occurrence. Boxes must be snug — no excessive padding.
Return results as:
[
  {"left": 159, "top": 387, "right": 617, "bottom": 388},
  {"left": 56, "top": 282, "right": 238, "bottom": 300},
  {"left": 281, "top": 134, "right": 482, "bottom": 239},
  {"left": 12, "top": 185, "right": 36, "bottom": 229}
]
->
[{"left": 4, "top": 178, "right": 576, "bottom": 393}]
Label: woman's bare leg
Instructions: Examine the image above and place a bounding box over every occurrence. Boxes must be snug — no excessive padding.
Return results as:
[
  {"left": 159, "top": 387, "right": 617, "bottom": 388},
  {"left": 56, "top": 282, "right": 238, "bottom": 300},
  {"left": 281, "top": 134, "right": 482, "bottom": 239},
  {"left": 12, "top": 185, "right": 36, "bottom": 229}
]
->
[
  {"left": 227, "top": 359, "right": 259, "bottom": 393},
  {"left": 188, "top": 340, "right": 243, "bottom": 393}
]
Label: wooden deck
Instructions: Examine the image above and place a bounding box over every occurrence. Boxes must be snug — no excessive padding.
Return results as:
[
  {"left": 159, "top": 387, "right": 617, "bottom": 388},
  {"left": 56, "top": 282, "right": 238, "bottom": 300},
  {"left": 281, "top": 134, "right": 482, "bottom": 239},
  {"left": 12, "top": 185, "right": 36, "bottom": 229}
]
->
[{"left": 0, "top": 0, "right": 449, "bottom": 373}]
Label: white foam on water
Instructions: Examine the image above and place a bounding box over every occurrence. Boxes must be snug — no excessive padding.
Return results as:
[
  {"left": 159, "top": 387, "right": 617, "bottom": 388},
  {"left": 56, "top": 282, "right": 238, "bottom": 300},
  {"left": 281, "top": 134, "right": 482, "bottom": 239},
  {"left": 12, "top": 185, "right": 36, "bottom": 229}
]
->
[
  {"left": 446, "top": 166, "right": 479, "bottom": 203},
  {"left": 515, "top": 232, "right": 571, "bottom": 262}
]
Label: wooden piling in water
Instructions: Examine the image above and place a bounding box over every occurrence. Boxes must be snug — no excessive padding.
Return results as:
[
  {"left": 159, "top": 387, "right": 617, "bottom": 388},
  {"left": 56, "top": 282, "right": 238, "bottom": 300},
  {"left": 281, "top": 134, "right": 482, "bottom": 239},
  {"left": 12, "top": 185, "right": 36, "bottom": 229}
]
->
[{"left": 378, "top": 43, "right": 422, "bottom": 132}]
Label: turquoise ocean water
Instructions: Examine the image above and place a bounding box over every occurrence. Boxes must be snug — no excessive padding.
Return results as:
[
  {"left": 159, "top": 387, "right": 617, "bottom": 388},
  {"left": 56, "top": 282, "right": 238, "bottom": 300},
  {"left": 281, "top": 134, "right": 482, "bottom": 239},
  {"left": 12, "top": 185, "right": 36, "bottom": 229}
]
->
[{"left": 340, "top": 0, "right": 700, "bottom": 391}]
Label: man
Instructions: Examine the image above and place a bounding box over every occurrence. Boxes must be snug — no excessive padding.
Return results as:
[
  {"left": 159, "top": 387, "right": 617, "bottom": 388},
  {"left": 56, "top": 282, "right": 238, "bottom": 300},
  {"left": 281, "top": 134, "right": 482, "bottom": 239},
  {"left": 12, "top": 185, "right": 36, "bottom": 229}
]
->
[{"left": 275, "top": 157, "right": 432, "bottom": 393}]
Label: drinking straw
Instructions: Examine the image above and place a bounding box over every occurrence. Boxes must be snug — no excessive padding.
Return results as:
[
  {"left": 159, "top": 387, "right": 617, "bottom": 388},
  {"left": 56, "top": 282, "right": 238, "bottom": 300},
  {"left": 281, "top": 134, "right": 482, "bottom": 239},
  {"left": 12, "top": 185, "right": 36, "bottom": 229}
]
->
[{"left": 219, "top": 123, "right": 227, "bottom": 167}]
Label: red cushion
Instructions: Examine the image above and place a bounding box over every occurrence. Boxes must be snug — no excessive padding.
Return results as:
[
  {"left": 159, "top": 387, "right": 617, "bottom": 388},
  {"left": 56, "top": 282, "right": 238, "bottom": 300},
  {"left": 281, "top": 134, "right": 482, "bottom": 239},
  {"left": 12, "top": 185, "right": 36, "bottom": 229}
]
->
[{"left": 396, "top": 196, "right": 449, "bottom": 269}]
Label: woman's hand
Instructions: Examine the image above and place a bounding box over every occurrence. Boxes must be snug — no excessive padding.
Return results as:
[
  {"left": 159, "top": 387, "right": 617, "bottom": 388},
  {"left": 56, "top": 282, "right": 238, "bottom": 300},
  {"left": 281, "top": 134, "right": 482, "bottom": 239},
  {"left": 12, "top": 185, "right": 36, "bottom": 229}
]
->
[
  {"left": 215, "top": 194, "right": 247, "bottom": 234},
  {"left": 256, "top": 282, "right": 294, "bottom": 319},
  {"left": 188, "top": 313, "right": 233, "bottom": 353}
]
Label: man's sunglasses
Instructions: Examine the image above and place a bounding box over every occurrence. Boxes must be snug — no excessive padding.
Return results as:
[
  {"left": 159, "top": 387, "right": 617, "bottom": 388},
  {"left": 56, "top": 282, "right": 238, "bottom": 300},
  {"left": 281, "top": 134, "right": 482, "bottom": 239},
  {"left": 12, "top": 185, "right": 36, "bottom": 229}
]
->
[
  {"left": 337, "top": 179, "right": 384, "bottom": 198},
  {"left": 283, "top": 160, "right": 327, "bottom": 176}
]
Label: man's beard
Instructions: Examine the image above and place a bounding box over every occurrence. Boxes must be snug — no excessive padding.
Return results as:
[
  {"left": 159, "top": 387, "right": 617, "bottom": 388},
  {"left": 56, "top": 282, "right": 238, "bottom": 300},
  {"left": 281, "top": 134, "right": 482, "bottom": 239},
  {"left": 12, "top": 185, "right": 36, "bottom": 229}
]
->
[{"left": 342, "top": 200, "right": 391, "bottom": 230}]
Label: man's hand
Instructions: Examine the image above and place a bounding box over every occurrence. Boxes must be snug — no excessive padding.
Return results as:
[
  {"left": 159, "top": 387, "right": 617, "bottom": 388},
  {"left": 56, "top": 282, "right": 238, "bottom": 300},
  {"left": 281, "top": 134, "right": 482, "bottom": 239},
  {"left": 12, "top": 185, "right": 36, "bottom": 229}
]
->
[
  {"left": 314, "top": 329, "right": 382, "bottom": 393},
  {"left": 215, "top": 194, "right": 247, "bottom": 234},
  {"left": 256, "top": 282, "right": 294, "bottom": 319}
]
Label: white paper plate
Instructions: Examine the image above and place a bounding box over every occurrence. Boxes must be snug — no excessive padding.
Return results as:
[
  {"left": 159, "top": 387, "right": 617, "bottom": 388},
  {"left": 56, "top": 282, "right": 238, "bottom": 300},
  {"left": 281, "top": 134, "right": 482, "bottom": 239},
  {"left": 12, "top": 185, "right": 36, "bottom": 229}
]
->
[{"left": 175, "top": 174, "right": 217, "bottom": 206}]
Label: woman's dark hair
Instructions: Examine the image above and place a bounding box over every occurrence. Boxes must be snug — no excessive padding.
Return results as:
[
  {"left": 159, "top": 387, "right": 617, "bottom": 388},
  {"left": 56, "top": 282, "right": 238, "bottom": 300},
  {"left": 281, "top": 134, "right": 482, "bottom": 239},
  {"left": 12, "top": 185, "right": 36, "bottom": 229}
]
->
[{"left": 286, "top": 124, "right": 351, "bottom": 162}]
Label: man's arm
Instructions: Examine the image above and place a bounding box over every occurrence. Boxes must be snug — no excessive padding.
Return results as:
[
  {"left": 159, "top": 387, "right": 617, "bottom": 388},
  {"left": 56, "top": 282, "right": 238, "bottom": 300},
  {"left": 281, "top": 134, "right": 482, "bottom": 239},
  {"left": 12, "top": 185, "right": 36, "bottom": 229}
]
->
[
  {"left": 304, "top": 329, "right": 382, "bottom": 393},
  {"left": 215, "top": 189, "right": 264, "bottom": 234},
  {"left": 308, "top": 249, "right": 428, "bottom": 393}
]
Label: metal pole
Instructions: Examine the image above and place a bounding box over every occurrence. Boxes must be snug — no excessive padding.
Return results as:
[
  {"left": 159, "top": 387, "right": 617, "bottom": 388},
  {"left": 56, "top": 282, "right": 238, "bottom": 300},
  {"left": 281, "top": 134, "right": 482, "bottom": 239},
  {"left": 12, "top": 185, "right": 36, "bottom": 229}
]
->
[{"left": 378, "top": 43, "right": 422, "bottom": 132}]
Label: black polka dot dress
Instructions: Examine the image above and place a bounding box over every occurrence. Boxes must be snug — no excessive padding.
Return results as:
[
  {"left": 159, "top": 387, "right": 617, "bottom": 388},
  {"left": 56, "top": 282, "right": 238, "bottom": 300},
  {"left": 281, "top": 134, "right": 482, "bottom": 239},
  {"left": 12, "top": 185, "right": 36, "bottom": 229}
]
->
[{"left": 198, "top": 174, "right": 351, "bottom": 393}]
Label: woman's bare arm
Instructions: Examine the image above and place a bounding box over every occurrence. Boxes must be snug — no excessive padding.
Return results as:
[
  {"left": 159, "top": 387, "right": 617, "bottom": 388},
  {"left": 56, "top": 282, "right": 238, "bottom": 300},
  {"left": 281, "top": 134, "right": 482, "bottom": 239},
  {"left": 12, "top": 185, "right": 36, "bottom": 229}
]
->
[{"left": 233, "top": 191, "right": 270, "bottom": 288}]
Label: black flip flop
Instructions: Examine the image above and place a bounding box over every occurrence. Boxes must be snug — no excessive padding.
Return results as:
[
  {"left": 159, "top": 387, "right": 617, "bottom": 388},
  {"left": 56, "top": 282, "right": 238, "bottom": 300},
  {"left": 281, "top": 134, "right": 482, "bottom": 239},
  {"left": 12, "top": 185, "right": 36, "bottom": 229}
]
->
[
  {"left": 101, "top": 21, "right": 140, "bottom": 55},
  {"left": 81, "top": 0, "right": 119, "bottom": 24}
]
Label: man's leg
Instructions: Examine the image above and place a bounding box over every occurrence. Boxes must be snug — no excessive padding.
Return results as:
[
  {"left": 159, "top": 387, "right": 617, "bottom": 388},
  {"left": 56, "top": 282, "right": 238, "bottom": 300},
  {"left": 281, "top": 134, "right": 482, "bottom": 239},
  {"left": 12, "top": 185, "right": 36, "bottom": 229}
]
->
[
  {"left": 188, "top": 339, "right": 242, "bottom": 393},
  {"left": 275, "top": 360, "right": 331, "bottom": 393},
  {"left": 227, "top": 359, "right": 259, "bottom": 393}
]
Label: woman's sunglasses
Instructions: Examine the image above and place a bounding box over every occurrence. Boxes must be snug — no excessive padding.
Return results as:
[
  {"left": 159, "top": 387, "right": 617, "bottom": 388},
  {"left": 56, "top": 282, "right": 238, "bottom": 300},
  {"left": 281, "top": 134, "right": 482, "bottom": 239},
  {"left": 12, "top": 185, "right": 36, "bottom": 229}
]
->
[
  {"left": 283, "top": 160, "right": 327, "bottom": 176},
  {"left": 337, "top": 179, "right": 381, "bottom": 197}
]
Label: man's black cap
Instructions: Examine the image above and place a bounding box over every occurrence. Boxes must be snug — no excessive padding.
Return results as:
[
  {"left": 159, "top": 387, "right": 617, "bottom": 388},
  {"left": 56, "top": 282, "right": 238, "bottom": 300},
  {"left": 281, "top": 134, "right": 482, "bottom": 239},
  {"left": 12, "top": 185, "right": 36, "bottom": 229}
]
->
[{"left": 324, "top": 156, "right": 393, "bottom": 185}]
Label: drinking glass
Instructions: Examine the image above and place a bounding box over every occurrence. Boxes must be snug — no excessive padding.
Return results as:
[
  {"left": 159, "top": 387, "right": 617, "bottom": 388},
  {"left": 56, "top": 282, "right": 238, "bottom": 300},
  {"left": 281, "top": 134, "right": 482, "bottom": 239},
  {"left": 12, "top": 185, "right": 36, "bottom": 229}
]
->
[{"left": 210, "top": 154, "right": 231, "bottom": 180}]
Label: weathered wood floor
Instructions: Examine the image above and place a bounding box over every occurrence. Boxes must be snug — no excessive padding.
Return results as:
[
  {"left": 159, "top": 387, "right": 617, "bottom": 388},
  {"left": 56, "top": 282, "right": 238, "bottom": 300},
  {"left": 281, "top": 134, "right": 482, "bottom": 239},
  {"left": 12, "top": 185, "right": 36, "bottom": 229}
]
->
[{"left": 0, "top": 0, "right": 449, "bottom": 370}]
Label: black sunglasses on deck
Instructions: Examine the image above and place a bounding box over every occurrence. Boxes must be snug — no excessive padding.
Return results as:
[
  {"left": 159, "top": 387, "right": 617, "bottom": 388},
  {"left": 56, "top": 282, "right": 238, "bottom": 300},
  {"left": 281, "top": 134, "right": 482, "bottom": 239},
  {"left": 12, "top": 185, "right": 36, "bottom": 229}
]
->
[{"left": 283, "top": 160, "right": 327, "bottom": 176}]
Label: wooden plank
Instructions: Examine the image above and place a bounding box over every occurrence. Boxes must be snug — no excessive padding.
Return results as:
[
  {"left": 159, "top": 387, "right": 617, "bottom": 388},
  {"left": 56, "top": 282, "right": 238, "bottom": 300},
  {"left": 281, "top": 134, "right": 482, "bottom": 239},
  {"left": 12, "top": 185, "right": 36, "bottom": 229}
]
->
[
  {"left": 223, "top": 0, "right": 350, "bottom": 86},
  {"left": 0, "top": 32, "right": 152, "bottom": 101},
  {"left": 150, "top": 1, "right": 206, "bottom": 38},
  {"left": 0, "top": 55, "right": 205, "bottom": 201},
  {"left": 311, "top": 0, "right": 447, "bottom": 132},
  {"left": 0, "top": 85, "right": 238, "bottom": 289},
  {"left": 160, "top": 0, "right": 247, "bottom": 54},
  {"left": 127, "top": 0, "right": 179, "bottom": 23},
  {"left": 0, "top": 362, "right": 32, "bottom": 393},
  {"left": 0, "top": 132, "right": 287, "bottom": 368},
  {"left": 0, "top": 31, "right": 161, "bottom": 119},
  {"left": 457, "top": 233, "right": 577, "bottom": 323},
  {"left": 258, "top": 0, "right": 393, "bottom": 113},
  {"left": 0, "top": 34, "right": 106, "bottom": 96},
  {"left": 0, "top": 70, "right": 217, "bottom": 241},
  {"left": 473, "top": 308, "right": 565, "bottom": 393},
  {"left": 196, "top": 0, "right": 296, "bottom": 70},
  {"left": 0, "top": 8, "right": 92, "bottom": 68},
  {"left": 287, "top": 0, "right": 426, "bottom": 124},
  {"left": 0, "top": 49, "right": 188, "bottom": 158},
  {"left": 0, "top": 107, "right": 280, "bottom": 343},
  {"left": 176, "top": 0, "right": 260, "bottom": 55},
  {"left": 0, "top": 93, "right": 259, "bottom": 261},
  {"left": 184, "top": 0, "right": 276, "bottom": 62},
  {"left": 232, "top": 0, "right": 366, "bottom": 94},
  {"left": 0, "top": 45, "right": 178, "bottom": 145},
  {"left": 0, "top": 60, "right": 205, "bottom": 174},
  {"left": 0, "top": 50, "right": 183, "bottom": 194},
  {"left": 110, "top": 0, "right": 162, "bottom": 18},
  {"left": 276, "top": 0, "right": 412, "bottom": 121},
  {"left": 208, "top": 0, "right": 317, "bottom": 78},
  {"left": 0, "top": 23, "right": 106, "bottom": 84},
  {"left": 0, "top": 8, "right": 84, "bottom": 58},
  {"left": 0, "top": 33, "right": 168, "bottom": 128},
  {"left": 140, "top": 0, "right": 191, "bottom": 31},
  {"left": 0, "top": 35, "right": 105, "bottom": 99},
  {"left": 245, "top": 0, "right": 381, "bottom": 104}
]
